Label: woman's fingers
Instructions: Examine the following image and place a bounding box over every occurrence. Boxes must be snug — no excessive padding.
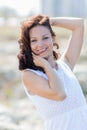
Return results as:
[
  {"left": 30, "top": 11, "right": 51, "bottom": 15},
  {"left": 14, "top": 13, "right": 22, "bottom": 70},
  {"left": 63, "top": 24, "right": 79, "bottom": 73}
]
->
[
  {"left": 32, "top": 52, "right": 37, "bottom": 58},
  {"left": 39, "top": 15, "right": 49, "bottom": 24}
]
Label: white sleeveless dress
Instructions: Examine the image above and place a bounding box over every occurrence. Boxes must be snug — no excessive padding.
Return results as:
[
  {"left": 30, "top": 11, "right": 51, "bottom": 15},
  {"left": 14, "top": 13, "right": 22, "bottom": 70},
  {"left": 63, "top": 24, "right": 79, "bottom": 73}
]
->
[{"left": 22, "top": 60, "right": 87, "bottom": 130}]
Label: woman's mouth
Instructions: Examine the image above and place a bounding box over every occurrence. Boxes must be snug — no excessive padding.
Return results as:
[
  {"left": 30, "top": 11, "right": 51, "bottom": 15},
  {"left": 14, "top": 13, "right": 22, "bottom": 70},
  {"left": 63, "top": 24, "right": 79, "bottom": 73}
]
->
[
  {"left": 33, "top": 48, "right": 48, "bottom": 55},
  {"left": 38, "top": 48, "right": 48, "bottom": 54}
]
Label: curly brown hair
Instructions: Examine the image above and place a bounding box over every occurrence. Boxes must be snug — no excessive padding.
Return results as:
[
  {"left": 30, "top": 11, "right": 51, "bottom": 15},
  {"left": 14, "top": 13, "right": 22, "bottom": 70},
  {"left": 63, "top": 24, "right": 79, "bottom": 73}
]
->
[{"left": 17, "top": 15, "right": 59, "bottom": 72}]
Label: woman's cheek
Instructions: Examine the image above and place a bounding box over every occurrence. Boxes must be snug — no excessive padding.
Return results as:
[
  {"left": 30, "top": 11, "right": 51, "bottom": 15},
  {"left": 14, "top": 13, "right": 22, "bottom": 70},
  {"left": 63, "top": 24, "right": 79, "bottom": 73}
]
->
[{"left": 31, "top": 44, "right": 36, "bottom": 51}]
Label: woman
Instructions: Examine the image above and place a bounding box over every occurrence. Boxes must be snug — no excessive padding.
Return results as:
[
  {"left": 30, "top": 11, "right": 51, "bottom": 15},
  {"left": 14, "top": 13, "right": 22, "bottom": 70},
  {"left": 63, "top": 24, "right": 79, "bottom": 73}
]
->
[{"left": 17, "top": 15, "right": 87, "bottom": 130}]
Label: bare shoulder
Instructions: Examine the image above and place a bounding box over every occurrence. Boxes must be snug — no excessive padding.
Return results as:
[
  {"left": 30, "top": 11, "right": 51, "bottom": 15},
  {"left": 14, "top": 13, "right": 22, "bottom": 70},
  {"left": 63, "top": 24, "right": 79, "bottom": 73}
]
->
[
  {"left": 22, "top": 69, "right": 45, "bottom": 95},
  {"left": 22, "top": 69, "right": 48, "bottom": 93},
  {"left": 22, "top": 69, "right": 33, "bottom": 80},
  {"left": 22, "top": 69, "right": 41, "bottom": 85}
]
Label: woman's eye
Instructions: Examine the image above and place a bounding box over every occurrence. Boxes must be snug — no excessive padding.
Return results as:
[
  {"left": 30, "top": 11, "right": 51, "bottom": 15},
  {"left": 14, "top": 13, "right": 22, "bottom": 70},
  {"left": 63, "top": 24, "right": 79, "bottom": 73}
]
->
[
  {"left": 31, "top": 39, "right": 37, "bottom": 42},
  {"left": 43, "top": 37, "right": 49, "bottom": 40}
]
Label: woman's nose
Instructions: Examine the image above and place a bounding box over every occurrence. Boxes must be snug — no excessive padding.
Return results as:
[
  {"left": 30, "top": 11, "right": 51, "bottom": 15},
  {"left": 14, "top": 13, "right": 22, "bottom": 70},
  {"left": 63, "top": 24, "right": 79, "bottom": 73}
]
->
[{"left": 38, "top": 41, "right": 44, "bottom": 47}]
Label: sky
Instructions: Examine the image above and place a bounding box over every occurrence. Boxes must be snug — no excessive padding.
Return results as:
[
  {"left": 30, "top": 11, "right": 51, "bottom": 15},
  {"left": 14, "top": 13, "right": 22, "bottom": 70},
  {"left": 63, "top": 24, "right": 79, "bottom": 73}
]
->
[{"left": 0, "top": 0, "right": 41, "bottom": 16}]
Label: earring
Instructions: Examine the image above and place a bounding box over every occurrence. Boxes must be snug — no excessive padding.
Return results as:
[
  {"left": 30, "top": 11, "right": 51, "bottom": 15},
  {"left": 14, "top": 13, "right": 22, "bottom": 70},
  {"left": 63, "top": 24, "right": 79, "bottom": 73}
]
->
[{"left": 53, "top": 43, "right": 59, "bottom": 49}]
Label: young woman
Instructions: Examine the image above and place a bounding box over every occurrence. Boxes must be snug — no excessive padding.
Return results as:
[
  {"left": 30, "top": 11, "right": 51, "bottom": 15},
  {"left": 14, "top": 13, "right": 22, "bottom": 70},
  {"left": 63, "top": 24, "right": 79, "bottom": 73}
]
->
[{"left": 17, "top": 15, "right": 87, "bottom": 130}]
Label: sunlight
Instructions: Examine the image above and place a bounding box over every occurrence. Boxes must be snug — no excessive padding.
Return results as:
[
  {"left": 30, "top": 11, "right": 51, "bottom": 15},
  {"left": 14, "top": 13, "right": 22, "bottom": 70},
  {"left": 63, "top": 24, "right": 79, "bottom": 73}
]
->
[{"left": 0, "top": 0, "right": 41, "bottom": 16}]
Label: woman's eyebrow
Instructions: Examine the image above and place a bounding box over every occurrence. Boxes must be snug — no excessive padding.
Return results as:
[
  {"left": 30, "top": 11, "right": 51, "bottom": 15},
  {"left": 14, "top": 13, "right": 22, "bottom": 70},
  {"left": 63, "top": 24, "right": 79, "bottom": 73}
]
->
[
  {"left": 30, "top": 37, "right": 36, "bottom": 39},
  {"left": 42, "top": 34, "right": 49, "bottom": 37},
  {"left": 30, "top": 34, "right": 49, "bottom": 39}
]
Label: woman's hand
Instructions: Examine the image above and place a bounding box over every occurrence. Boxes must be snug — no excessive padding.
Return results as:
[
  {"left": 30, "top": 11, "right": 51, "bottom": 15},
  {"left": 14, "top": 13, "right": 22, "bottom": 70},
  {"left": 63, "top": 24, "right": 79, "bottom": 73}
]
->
[
  {"left": 38, "top": 15, "right": 54, "bottom": 26},
  {"left": 32, "top": 53, "right": 50, "bottom": 69},
  {"left": 38, "top": 15, "right": 49, "bottom": 24}
]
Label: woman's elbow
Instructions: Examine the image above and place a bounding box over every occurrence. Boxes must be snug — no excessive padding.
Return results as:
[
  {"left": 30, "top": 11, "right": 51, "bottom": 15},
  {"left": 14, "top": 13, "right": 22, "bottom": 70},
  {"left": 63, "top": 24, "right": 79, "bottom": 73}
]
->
[
  {"left": 60, "top": 93, "right": 67, "bottom": 101},
  {"left": 79, "top": 18, "right": 84, "bottom": 28},
  {"left": 59, "top": 93, "right": 67, "bottom": 101},
  {"left": 54, "top": 92, "right": 67, "bottom": 101}
]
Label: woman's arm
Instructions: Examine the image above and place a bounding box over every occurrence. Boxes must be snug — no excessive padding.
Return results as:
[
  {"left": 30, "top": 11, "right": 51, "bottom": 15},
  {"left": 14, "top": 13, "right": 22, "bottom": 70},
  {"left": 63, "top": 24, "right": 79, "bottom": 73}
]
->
[
  {"left": 22, "top": 55, "right": 66, "bottom": 101},
  {"left": 50, "top": 17, "right": 84, "bottom": 70}
]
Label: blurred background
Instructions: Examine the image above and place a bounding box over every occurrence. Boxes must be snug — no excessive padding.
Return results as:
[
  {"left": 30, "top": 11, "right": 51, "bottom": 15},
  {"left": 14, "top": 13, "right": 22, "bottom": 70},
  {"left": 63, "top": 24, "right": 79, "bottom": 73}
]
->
[{"left": 0, "top": 0, "right": 87, "bottom": 130}]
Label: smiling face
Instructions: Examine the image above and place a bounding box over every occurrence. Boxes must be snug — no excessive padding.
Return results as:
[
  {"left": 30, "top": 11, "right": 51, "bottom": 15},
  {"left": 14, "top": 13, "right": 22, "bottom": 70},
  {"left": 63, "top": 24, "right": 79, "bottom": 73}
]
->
[{"left": 29, "top": 25, "right": 55, "bottom": 59}]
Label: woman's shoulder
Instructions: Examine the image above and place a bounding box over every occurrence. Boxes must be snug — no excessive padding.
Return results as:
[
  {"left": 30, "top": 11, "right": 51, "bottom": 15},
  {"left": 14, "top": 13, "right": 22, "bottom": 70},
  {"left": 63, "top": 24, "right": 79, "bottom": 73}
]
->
[{"left": 22, "top": 68, "right": 48, "bottom": 80}]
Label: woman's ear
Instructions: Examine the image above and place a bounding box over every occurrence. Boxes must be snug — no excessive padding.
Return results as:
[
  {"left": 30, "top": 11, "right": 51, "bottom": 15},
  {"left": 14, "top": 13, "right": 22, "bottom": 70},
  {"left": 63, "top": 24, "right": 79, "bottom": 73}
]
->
[{"left": 52, "top": 36, "right": 59, "bottom": 49}]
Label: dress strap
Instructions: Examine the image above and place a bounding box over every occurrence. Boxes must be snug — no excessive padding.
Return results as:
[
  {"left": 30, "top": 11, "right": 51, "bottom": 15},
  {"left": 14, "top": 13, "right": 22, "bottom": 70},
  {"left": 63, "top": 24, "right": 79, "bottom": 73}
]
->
[
  {"left": 58, "top": 59, "right": 73, "bottom": 72},
  {"left": 22, "top": 68, "right": 48, "bottom": 80}
]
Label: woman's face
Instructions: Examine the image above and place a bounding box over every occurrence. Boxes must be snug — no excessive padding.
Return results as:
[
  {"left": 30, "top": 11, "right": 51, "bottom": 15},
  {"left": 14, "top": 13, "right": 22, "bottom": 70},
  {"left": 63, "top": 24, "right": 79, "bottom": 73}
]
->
[{"left": 29, "top": 25, "right": 54, "bottom": 59}]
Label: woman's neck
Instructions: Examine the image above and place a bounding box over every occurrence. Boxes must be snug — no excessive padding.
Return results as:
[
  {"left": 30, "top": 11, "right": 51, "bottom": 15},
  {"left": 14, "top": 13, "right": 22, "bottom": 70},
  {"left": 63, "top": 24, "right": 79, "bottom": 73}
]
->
[{"left": 47, "top": 55, "right": 58, "bottom": 70}]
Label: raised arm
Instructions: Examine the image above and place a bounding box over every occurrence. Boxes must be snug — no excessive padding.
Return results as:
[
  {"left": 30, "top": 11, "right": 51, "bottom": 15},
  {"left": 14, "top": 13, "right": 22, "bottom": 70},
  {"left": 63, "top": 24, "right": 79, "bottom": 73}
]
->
[{"left": 50, "top": 17, "right": 84, "bottom": 70}]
